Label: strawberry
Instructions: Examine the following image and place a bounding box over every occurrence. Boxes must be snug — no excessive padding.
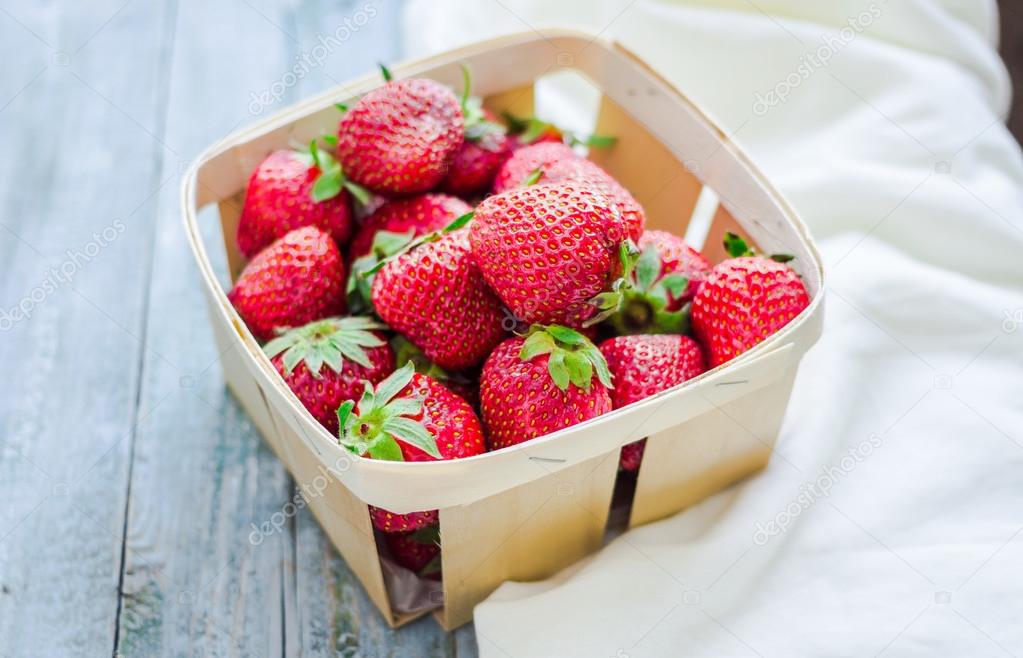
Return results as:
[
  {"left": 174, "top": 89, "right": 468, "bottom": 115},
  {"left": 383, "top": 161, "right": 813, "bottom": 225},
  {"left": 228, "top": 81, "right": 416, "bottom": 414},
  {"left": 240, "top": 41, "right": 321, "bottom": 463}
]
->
[
  {"left": 371, "top": 224, "right": 507, "bottom": 371},
  {"left": 348, "top": 194, "right": 472, "bottom": 261},
  {"left": 480, "top": 325, "right": 613, "bottom": 450},
  {"left": 440, "top": 70, "right": 512, "bottom": 197},
  {"left": 236, "top": 145, "right": 360, "bottom": 258},
  {"left": 599, "top": 334, "right": 707, "bottom": 471},
  {"left": 470, "top": 182, "right": 629, "bottom": 328},
  {"left": 336, "top": 69, "right": 464, "bottom": 195},
  {"left": 587, "top": 230, "right": 711, "bottom": 335},
  {"left": 492, "top": 142, "right": 644, "bottom": 240},
  {"left": 691, "top": 233, "right": 810, "bottom": 367},
  {"left": 385, "top": 525, "right": 441, "bottom": 580},
  {"left": 228, "top": 226, "right": 346, "bottom": 342},
  {"left": 336, "top": 363, "right": 486, "bottom": 532},
  {"left": 264, "top": 317, "right": 395, "bottom": 434}
]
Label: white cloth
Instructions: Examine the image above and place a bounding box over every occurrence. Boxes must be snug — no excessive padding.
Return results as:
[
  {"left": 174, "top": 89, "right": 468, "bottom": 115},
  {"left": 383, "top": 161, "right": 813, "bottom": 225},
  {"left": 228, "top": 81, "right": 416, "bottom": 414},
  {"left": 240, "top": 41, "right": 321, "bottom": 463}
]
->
[{"left": 404, "top": 2, "right": 1023, "bottom": 656}]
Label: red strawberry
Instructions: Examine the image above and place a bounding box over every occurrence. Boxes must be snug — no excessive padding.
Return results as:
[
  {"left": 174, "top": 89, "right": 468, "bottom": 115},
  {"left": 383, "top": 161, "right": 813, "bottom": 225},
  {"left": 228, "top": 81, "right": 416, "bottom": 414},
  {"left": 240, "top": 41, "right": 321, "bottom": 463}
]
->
[
  {"left": 599, "top": 334, "right": 707, "bottom": 471},
  {"left": 264, "top": 317, "right": 395, "bottom": 433},
  {"left": 336, "top": 73, "right": 464, "bottom": 195},
  {"left": 492, "top": 142, "right": 644, "bottom": 240},
  {"left": 236, "top": 141, "right": 368, "bottom": 258},
  {"left": 337, "top": 364, "right": 486, "bottom": 532},
  {"left": 385, "top": 525, "right": 441, "bottom": 580},
  {"left": 470, "top": 182, "right": 629, "bottom": 328},
  {"left": 348, "top": 194, "right": 472, "bottom": 261},
  {"left": 228, "top": 226, "right": 346, "bottom": 342},
  {"left": 371, "top": 227, "right": 507, "bottom": 371},
  {"left": 691, "top": 233, "right": 810, "bottom": 367},
  {"left": 441, "top": 128, "right": 511, "bottom": 197},
  {"left": 480, "top": 325, "right": 613, "bottom": 450},
  {"left": 587, "top": 230, "right": 711, "bottom": 335},
  {"left": 638, "top": 231, "right": 711, "bottom": 308}
]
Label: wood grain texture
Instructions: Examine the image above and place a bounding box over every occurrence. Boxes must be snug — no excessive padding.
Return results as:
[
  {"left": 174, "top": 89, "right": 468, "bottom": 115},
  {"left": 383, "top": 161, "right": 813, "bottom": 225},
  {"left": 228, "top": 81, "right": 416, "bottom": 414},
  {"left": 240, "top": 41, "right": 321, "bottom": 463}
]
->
[{"left": 0, "top": 1, "right": 174, "bottom": 655}]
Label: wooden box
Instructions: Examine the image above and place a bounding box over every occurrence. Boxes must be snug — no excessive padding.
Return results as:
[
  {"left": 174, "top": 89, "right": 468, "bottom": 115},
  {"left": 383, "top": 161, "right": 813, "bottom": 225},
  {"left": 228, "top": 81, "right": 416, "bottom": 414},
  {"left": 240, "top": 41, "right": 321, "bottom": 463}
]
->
[{"left": 182, "top": 29, "right": 825, "bottom": 630}]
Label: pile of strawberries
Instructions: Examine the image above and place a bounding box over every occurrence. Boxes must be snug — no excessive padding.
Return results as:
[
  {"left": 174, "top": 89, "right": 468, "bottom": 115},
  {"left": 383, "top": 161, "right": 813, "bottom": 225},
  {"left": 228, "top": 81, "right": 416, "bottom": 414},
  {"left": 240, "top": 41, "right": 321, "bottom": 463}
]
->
[{"left": 227, "top": 66, "right": 810, "bottom": 579}]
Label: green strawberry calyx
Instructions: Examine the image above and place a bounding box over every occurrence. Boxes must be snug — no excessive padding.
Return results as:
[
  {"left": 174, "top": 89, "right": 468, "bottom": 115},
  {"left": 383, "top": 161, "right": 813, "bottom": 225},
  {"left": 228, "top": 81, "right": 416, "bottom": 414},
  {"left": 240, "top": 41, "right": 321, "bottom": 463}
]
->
[
  {"left": 264, "top": 317, "right": 386, "bottom": 377},
  {"left": 361, "top": 211, "right": 474, "bottom": 277},
  {"left": 336, "top": 363, "right": 440, "bottom": 461},
  {"left": 502, "top": 111, "right": 617, "bottom": 148},
  {"left": 300, "top": 139, "right": 372, "bottom": 206},
  {"left": 724, "top": 231, "right": 795, "bottom": 263},
  {"left": 519, "top": 324, "right": 613, "bottom": 393},
  {"left": 458, "top": 64, "right": 507, "bottom": 145},
  {"left": 346, "top": 228, "right": 420, "bottom": 314},
  {"left": 584, "top": 241, "right": 691, "bottom": 335}
]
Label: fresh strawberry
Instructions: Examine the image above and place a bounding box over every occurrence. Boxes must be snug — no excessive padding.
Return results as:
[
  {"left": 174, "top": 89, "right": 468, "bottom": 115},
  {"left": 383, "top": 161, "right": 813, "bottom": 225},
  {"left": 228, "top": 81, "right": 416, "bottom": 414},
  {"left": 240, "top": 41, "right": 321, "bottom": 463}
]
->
[
  {"left": 385, "top": 525, "right": 441, "bottom": 580},
  {"left": 480, "top": 325, "right": 613, "bottom": 450},
  {"left": 599, "top": 334, "right": 707, "bottom": 471},
  {"left": 691, "top": 233, "right": 810, "bottom": 367},
  {"left": 336, "top": 69, "right": 464, "bottom": 195},
  {"left": 470, "top": 182, "right": 629, "bottom": 328},
  {"left": 492, "top": 142, "right": 644, "bottom": 240},
  {"left": 440, "top": 70, "right": 512, "bottom": 197},
  {"left": 371, "top": 224, "right": 507, "bottom": 371},
  {"left": 348, "top": 194, "right": 472, "bottom": 261},
  {"left": 228, "top": 226, "right": 346, "bottom": 342},
  {"left": 337, "top": 364, "right": 486, "bottom": 532},
  {"left": 236, "top": 145, "right": 359, "bottom": 258},
  {"left": 264, "top": 317, "right": 395, "bottom": 433},
  {"left": 441, "top": 128, "right": 511, "bottom": 197},
  {"left": 587, "top": 230, "right": 711, "bottom": 335}
]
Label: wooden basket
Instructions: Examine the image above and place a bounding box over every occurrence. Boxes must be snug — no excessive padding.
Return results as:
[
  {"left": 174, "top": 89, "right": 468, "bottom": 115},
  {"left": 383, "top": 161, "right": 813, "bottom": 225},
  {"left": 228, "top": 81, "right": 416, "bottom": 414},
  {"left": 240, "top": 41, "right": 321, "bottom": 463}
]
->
[{"left": 182, "top": 29, "right": 825, "bottom": 630}]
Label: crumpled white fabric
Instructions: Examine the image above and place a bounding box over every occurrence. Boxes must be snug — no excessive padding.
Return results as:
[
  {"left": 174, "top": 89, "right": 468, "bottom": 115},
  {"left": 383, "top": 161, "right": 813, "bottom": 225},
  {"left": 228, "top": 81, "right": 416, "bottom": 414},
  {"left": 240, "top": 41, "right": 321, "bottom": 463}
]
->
[{"left": 403, "top": 2, "right": 1023, "bottom": 656}]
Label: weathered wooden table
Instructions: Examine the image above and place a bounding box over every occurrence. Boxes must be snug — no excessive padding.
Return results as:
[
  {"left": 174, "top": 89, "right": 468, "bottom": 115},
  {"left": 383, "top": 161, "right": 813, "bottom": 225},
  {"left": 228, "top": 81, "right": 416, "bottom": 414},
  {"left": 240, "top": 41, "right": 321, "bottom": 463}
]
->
[{"left": 0, "top": 1, "right": 478, "bottom": 655}]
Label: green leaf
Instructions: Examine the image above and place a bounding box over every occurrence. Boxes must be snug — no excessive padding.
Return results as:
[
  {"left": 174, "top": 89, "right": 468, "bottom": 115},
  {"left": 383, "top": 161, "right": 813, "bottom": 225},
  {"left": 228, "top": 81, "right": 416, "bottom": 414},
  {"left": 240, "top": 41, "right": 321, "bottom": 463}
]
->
[
  {"left": 659, "top": 274, "right": 690, "bottom": 298},
  {"left": 443, "top": 211, "right": 474, "bottom": 233},
  {"left": 545, "top": 325, "right": 585, "bottom": 346},
  {"left": 379, "top": 62, "right": 393, "bottom": 82},
  {"left": 520, "top": 118, "right": 554, "bottom": 144},
  {"left": 374, "top": 362, "right": 416, "bottom": 406},
  {"left": 309, "top": 139, "right": 323, "bottom": 170},
  {"left": 586, "top": 347, "right": 614, "bottom": 389},
  {"left": 421, "top": 554, "right": 442, "bottom": 575},
  {"left": 343, "top": 180, "right": 372, "bottom": 206},
  {"left": 370, "top": 229, "right": 417, "bottom": 258},
  {"left": 522, "top": 168, "right": 544, "bottom": 186},
  {"left": 771, "top": 253, "right": 795, "bottom": 263},
  {"left": 563, "top": 351, "right": 593, "bottom": 391},
  {"left": 634, "top": 245, "right": 662, "bottom": 291},
  {"left": 383, "top": 417, "right": 440, "bottom": 458},
  {"left": 312, "top": 170, "right": 343, "bottom": 202},
  {"left": 282, "top": 346, "right": 305, "bottom": 375},
  {"left": 465, "top": 120, "right": 507, "bottom": 142},
  {"left": 501, "top": 110, "right": 528, "bottom": 133},
  {"left": 332, "top": 337, "right": 371, "bottom": 369},
  {"left": 321, "top": 134, "right": 338, "bottom": 147},
  {"left": 519, "top": 332, "right": 556, "bottom": 361},
  {"left": 320, "top": 343, "right": 344, "bottom": 373},
  {"left": 410, "top": 524, "right": 441, "bottom": 544},
  {"left": 263, "top": 334, "right": 298, "bottom": 359},
  {"left": 459, "top": 63, "right": 472, "bottom": 110},
  {"left": 336, "top": 400, "right": 355, "bottom": 438},
  {"left": 334, "top": 102, "right": 348, "bottom": 113},
  {"left": 723, "top": 232, "right": 752, "bottom": 258},
  {"left": 367, "top": 435, "right": 405, "bottom": 461},
  {"left": 579, "top": 133, "right": 617, "bottom": 148},
  {"left": 547, "top": 350, "right": 570, "bottom": 391},
  {"left": 383, "top": 397, "right": 423, "bottom": 419}
]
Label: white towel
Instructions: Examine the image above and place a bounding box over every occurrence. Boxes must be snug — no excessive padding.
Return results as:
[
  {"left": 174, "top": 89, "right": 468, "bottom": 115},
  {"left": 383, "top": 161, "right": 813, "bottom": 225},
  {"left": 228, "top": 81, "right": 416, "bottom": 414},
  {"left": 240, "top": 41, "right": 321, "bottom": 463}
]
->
[{"left": 404, "top": 2, "right": 1023, "bottom": 656}]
